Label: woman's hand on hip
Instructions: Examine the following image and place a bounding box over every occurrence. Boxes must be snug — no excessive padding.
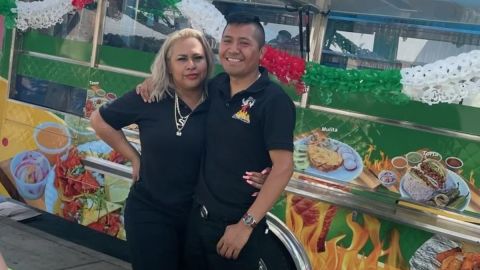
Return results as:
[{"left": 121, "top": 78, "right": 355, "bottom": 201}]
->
[
  {"left": 131, "top": 156, "right": 141, "bottom": 182},
  {"left": 243, "top": 167, "right": 271, "bottom": 196}
]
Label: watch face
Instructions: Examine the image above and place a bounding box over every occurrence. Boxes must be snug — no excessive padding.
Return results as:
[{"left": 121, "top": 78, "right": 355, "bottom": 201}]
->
[{"left": 243, "top": 214, "right": 256, "bottom": 227}]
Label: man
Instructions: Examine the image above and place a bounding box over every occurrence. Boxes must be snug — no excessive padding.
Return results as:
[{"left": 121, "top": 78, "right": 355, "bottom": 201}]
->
[{"left": 185, "top": 13, "right": 295, "bottom": 270}]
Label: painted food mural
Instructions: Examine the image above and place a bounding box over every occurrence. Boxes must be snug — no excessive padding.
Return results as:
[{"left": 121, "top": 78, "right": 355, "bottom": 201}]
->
[
  {"left": 285, "top": 193, "right": 407, "bottom": 270},
  {"left": 0, "top": 97, "right": 131, "bottom": 240},
  {"left": 280, "top": 193, "right": 479, "bottom": 270},
  {"left": 293, "top": 109, "right": 480, "bottom": 214},
  {"left": 52, "top": 147, "right": 127, "bottom": 238},
  {"left": 410, "top": 235, "right": 480, "bottom": 270},
  {"left": 294, "top": 130, "right": 363, "bottom": 182},
  {"left": 5, "top": 141, "right": 131, "bottom": 239},
  {"left": 399, "top": 158, "right": 470, "bottom": 210}
]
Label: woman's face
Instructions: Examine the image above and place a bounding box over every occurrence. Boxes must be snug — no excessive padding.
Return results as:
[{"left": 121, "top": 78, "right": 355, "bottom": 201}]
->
[{"left": 168, "top": 37, "right": 208, "bottom": 93}]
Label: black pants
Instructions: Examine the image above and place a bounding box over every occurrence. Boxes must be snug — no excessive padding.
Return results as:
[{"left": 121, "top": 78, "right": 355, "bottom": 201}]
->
[
  {"left": 124, "top": 190, "right": 190, "bottom": 270},
  {"left": 184, "top": 203, "right": 270, "bottom": 270}
]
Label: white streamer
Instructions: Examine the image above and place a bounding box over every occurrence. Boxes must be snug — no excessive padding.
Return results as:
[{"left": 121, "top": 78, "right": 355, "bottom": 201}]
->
[
  {"left": 16, "top": 0, "right": 74, "bottom": 31},
  {"left": 401, "top": 50, "right": 480, "bottom": 105},
  {"left": 176, "top": 0, "right": 226, "bottom": 42}
]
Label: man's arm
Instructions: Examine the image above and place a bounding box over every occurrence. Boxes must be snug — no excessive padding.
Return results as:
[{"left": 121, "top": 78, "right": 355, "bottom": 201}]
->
[
  {"left": 136, "top": 77, "right": 154, "bottom": 103},
  {"left": 245, "top": 150, "right": 293, "bottom": 221},
  {"left": 216, "top": 149, "right": 293, "bottom": 259}
]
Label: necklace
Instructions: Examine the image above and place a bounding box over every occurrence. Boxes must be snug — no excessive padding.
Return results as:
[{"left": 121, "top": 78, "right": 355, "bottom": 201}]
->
[{"left": 174, "top": 93, "right": 193, "bottom": 136}]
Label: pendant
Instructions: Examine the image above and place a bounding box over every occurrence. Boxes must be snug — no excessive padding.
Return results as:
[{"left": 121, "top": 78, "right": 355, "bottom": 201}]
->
[{"left": 176, "top": 131, "right": 182, "bottom": 136}]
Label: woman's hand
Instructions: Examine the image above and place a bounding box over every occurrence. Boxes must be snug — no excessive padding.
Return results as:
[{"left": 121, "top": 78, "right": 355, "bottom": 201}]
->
[
  {"left": 135, "top": 77, "right": 154, "bottom": 103},
  {"left": 243, "top": 167, "right": 271, "bottom": 196}
]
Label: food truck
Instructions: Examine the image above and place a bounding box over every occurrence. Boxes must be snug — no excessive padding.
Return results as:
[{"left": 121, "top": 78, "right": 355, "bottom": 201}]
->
[{"left": 1, "top": 0, "right": 480, "bottom": 269}]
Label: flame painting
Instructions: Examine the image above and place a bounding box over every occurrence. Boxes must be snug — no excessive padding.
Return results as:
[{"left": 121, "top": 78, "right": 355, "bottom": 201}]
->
[{"left": 286, "top": 194, "right": 407, "bottom": 270}]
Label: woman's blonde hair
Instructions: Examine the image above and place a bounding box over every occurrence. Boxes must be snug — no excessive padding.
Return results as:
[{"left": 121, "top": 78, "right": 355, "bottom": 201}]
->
[{"left": 149, "top": 28, "right": 214, "bottom": 101}]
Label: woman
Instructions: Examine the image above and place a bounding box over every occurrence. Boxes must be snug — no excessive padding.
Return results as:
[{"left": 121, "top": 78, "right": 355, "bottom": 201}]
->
[
  {"left": 90, "top": 28, "right": 266, "bottom": 270},
  {"left": 0, "top": 252, "right": 7, "bottom": 270}
]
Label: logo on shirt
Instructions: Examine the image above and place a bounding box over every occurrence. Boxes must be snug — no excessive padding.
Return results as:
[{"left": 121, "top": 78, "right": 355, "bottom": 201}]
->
[{"left": 232, "top": 97, "right": 256, "bottom": 124}]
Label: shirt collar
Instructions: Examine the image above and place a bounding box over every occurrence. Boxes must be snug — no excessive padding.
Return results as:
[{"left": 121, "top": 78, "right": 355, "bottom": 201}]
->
[
  {"left": 217, "top": 66, "right": 270, "bottom": 97},
  {"left": 170, "top": 88, "right": 210, "bottom": 114}
]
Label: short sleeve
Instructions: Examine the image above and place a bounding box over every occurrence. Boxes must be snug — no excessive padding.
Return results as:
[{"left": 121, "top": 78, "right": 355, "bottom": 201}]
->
[
  {"left": 99, "top": 90, "right": 144, "bottom": 130},
  {"left": 263, "top": 90, "right": 296, "bottom": 151}
]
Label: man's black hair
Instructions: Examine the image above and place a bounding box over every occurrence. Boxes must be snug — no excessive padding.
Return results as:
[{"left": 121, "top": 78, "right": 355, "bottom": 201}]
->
[{"left": 224, "top": 12, "right": 265, "bottom": 48}]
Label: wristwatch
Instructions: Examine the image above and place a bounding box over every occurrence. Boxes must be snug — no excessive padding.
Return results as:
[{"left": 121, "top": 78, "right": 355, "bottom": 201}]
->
[{"left": 241, "top": 213, "right": 257, "bottom": 228}]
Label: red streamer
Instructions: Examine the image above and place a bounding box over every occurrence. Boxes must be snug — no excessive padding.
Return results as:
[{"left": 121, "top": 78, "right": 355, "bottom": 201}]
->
[
  {"left": 72, "top": 0, "right": 94, "bottom": 9},
  {"left": 260, "top": 45, "right": 306, "bottom": 94}
]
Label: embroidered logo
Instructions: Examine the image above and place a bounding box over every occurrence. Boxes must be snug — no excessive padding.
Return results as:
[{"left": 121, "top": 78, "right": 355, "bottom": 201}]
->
[{"left": 232, "top": 97, "right": 256, "bottom": 124}]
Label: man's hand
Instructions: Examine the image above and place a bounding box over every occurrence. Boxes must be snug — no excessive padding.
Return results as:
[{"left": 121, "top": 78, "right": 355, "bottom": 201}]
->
[
  {"left": 135, "top": 77, "right": 154, "bottom": 103},
  {"left": 216, "top": 222, "right": 253, "bottom": 260}
]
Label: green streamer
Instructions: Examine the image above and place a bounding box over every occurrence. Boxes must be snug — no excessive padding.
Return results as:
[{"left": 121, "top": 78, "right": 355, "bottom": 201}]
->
[
  {"left": 303, "top": 62, "right": 410, "bottom": 105},
  {"left": 0, "top": 0, "right": 16, "bottom": 29},
  {"left": 138, "top": 0, "right": 180, "bottom": 18}
]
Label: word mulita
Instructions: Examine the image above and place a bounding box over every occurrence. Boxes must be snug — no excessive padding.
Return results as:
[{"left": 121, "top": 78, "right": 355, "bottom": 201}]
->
[{"left": 321, "top": 127, "right": 338, "bottom": 132}]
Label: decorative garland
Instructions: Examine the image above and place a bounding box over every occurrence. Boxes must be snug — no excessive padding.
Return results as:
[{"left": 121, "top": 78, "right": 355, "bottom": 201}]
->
[
  {"left": 72, "top": 0, "right": 94, "bottom": 10},
  {"left": 1, "top": 0, "right": 479, "bottom": 106},
  {"left": 262, "top": 42, "right": 480, "bottom": 106},
  {"left": 303, "top": 62, "right": 409, "bottom": 105},
  {"left": 2, "top": 0, "right": 177, "bottom": 31},
  {"left": 0, "top": 0, "right": 16, "bottom": 29},
  {"left": 260, "top": 45, "right": 306, "bottom": 94},
  {"left": 401, "top": 50, "right": 480, "bottom": 105},
  {"left": 138, "top": 0, "right": 179, "bottom": 18},
  {"left": 176, "top": 0, "right": 226, "bottom": 42},
  {"left": 15, "top": 0, "right": 74, "bottom": 31}
]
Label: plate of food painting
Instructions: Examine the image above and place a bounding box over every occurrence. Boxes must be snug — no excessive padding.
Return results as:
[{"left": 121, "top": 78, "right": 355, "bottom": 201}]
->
[
  {"left": 410, "top": 235, "right": 480, "bottom": 270},
  {"left": 294, "top": 130, "right": 363, "bottom": 182},
  {"left": 84, "top": 97, "right": 108, "bottom": 118},
  {"left": 399, "top": 159, "right": 471, "bottom": 211},
  {"left": 43, "top": 147, "right": 127, "bottom": 240}
]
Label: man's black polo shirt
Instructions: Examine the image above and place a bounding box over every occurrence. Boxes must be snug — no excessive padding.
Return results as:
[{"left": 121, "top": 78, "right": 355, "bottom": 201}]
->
[
  {"left": 196, "top": 67, "right": 296, "bottom": 217},
  {"left": 99, "top": 90, "right": 209, "bottom": 215}
]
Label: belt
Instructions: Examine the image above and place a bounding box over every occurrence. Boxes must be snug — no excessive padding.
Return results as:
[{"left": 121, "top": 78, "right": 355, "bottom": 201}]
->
[
  {"left": 200, "top": 204, "right": 209, "bottom": 219},
  {"left": 198, "top": 205, "right": 270, "bottom": 237},
  {"left": 197, "top": 204, "right": 242, "bottom": 224},
  {"left": 197, "top": 204, "right": 267, "bottom": 229}
]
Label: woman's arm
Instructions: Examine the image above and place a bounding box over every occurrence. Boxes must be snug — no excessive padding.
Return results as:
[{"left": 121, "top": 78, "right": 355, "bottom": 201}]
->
[
  {"left": 90, "top": 110, "right": 141, "bottom": 181},
  {"left": 0, "top": 252, "right": 7, "bottom": 270}
]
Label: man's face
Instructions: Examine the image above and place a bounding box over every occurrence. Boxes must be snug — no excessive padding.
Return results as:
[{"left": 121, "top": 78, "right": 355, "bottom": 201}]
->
[{"left": 219, "top": 24, "right": 264, "bottom": 79}]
